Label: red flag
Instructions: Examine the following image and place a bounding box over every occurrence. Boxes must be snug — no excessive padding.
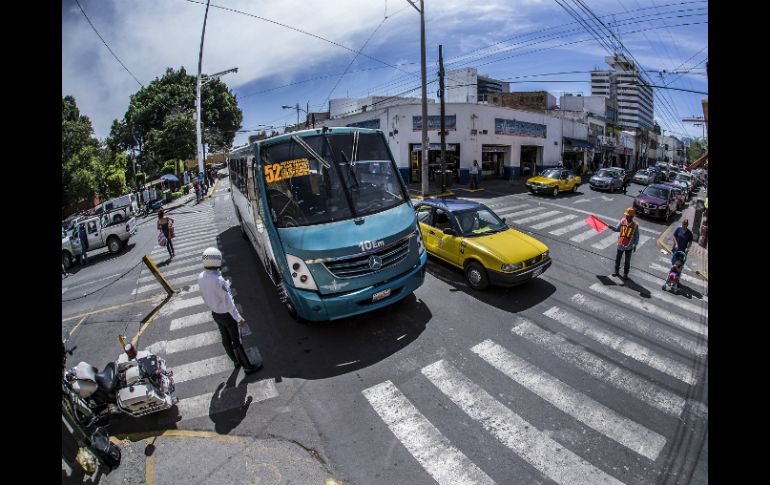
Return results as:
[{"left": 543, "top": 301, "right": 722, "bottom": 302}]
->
[{"left": 585, "top": 215, "right": 609, "bottom": 233}]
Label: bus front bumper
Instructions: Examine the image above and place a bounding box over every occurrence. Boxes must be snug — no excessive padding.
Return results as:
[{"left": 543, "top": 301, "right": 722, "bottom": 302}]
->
[{"left": 290, "top": 252, "right": 428, "bottom": 322}]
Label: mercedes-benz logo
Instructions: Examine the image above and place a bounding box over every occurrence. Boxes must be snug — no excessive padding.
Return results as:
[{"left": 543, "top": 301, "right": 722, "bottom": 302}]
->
[{"left": 368, "top": 255, "right": 383, "bottom": 270}]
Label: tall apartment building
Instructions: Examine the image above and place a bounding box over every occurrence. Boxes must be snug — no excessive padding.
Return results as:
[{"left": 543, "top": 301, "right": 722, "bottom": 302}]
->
[
  {"left": 446, "top": 68, "right": 510, "bottom": 103},
  {"left": 591, "top": 54, "right": 653, "bottom": 131}
]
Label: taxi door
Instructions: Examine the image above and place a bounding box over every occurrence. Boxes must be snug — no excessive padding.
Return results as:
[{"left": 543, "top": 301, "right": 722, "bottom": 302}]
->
[
  {"left": 558, "top": 171, "right": 571, "bottom": 191},
  {"left": 431, "top": 209, "right": 462, "bottom": 266}
]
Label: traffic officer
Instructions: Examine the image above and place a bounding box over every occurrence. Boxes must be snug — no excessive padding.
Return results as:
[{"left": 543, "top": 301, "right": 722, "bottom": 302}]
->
[
  {"left": 609, "top": 208, "right": 639, "bottom": 279},
  {"left": 198, "top": 247, "right": 260, "bottom": 373}
]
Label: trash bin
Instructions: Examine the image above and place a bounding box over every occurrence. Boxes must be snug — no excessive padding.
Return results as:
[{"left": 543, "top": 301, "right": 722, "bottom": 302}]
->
[
  {"left": 163, "top": 189, "right": 172, "bottom": 203},
  {"left": 439, "top": 169, "right": 454, "bottom": 188},
  {"left": 692, "top": 199, "right": 705, "bottom": 235}
]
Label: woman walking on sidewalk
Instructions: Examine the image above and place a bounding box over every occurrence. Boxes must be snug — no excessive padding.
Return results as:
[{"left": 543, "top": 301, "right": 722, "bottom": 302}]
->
[{"left": 157, "top": 209, "right": 175, "bottom": 258}]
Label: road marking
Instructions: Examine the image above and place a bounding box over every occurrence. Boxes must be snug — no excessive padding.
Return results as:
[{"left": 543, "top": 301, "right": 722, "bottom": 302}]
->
[
  {"left": 549, "top": 220, "right": 587, "bottom": 236},
  {"left": 173, "top": 355, "right": 235, "bottom": 383},
  {"left": 158, "top": 296, "right": 206, "bottom": 316},
  {"left": 600, "top": 196, "right": 614, "bottom": 201},
  {"left": 656, "top": 256, "right": 697, "bottom": 274},
  {"left": 176, "top": 379, "right": 279, "bottom": 422},
  {"left": 170, "top": 311, "right": 212, "bottom": 331},
  {"left": 588, "top": 283, "right": 707, "bottom": 337},
  {"left": 421, "top": 360, "right": 624, "bottom": 485},
  {"left": 151, "top": 238, "right": 218, "bottom": 257},
  {"left": 530, "top": 214, "right": 578, "bottom": 230},
  {"left": 633, "top": 272, "right": 708, "bottom": 303},
  {"left": 637, "top": 234, "right": 651, "bottom": 248},
  {"left": 141, "top": 253, "right": 226, "bottom": 274},
  {"left": 573, "top": 198, "right": 592, "bottom": 204},
  {"left": 570, "top": 228, "right": 602, "bottom": 243},
  {"left": 649, "top": 263, "right": 706, "bottom": 287},
  {"left": 498, "top": 206, "right": 547, "bottom": 218},
  {"left": 471, "top": 340, "right": 666, "bottom": 460},
  {"left": 133, "top": 273, "right": 199, "bottom": 296},
  {"left": 543, "top": 306, "right": 698, "bottom": 385},
  {"left": 489, "top": 202, "right": 530, "bottom": 212},
  {"left": 145, "top": 330, "right": 221, "bottom": 355},
  {"left": 361, "top": 381, "right": 494, "bottom": 485},
  {"left": 570, "top": 294, "right": 707, "bottom": 357},
  {"left": 512, "top": 318, "right": 685, "bottom": 416},
  {"left": 592, "top": 233, "right": 620, "bottom": 250},
  {"left": 509, "top": 210, "right": 562, "bottom": 225}
]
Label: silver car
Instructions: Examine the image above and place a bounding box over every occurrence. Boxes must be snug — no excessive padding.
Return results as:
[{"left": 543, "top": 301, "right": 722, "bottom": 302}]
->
[
  {"left": 632, "top": 169, "right": 654, "bottom": 185},
  {"left": 589, "top": 169, "right": 623, "bottom": 192}
]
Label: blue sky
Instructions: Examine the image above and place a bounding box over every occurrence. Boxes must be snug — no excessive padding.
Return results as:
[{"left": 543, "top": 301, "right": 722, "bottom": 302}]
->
[{"left": 62, "top": 0, "right": 708, "bottom": 147}]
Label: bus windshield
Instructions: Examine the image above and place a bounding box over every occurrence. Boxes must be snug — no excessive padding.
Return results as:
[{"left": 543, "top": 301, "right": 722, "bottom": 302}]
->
[{"left": 261, "top": 132, "right": 406, "bottom": 228}]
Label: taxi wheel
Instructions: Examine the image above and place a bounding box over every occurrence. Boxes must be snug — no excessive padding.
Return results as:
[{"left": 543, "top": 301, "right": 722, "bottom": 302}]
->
[
  {"left": 552, "top": 186, "right": 559, "bottom": 197},
  {"left": 465, "top": 261, "right": 489, "bottom": 290}
]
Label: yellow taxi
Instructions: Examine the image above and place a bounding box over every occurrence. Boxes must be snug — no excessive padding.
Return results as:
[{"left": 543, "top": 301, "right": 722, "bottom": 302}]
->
[
  {"left": 526, "top": 168, "right": 581, "bottom": 196},
  {"left": 414, "top": 198, "right": 551, "bottom": 290}
]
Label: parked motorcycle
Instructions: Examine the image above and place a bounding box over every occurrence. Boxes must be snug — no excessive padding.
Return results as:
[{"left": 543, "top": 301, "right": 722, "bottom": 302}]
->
[{"left": 62, "top": 336, "right": 177, "bottom": 426}]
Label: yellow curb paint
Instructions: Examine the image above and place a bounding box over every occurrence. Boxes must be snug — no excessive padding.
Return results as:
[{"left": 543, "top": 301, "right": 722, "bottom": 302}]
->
[
  {"left": 68, "top": 315, "right": 88, "bottom": 339},
  {"left": 696, "top": 270, "right": 708, "bottom": 281},
  {"left": 145, "top": 437, "right": 156, "bottom": 485},
  {"left": 62, "top": 295, "right": 164, "bottom": 322},
  {"left": 458, "top": 188, "right": 484, "bottom": 193}
]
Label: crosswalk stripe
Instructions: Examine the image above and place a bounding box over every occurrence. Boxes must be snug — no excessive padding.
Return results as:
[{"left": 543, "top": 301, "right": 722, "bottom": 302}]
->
[
  {"left": 656, "top": 256, "right": 697, "bottom": 274},
  {"left": 591, "top": 233, "right": 619, "bottom": 250},
  {"left": 170, "top": 311, "right": 211, "bottom": 331},
  {"left": 176, "top": 379, "right": 279, "bottom": 422},
  {"left": 138, "top": 266, "right": 226, "bottom": 285},
  {"left": 588, "top": 283, "right": 707, "bottom": 337},
  {"left": 649, "top": 263, "right": 706, "bottom": 287},
  {"left": 159, "top": 296, "right": 206, "bottom": 316},
  {"left": 512, "top": 318, "right": 686, "bottom": 416},
  {"left": 164, "top": 230, "right": 218, "bottom": 242},
  {"left": 145, "top": 330, "right": 221, "bottom": 355},
  {"left": 530, "top": 214, "right": 578, "bottom": 230},
  {"left": 637, "top": 234, "right": 651, "bottom": 248},
  {"left": 549, "top": 220, "right": 586, "bottom": 236},
  {"left": 570, "top": 228, "right": 602, "bottom": 243},
  {"left": 142, "top": 252, "right": 225, "bottom": 271},
  {"left": 498, "top": 206, "right": 548, "bottom": 218},
  {"left": 471, "top": 340, "right": 666, "bottom": 460},
  {"left": 493, "top": 203, "right": 530, "bottom": 214},
  {"left": 151, "top": 238, "right": 218, "bottom": 255},
  {"left": 362, "top": 381, "right": 495, "bottom": 485},
  {"left": 133, "top": 273, "right": 199, "bottom": 295},
  {"left": 509, "top": 210, "right": 562, "bottom": 225},
  {"left": 173, "top": 355, "right": 235, "bottom": 384},
  {"left": 570, "top": 294, "right": 707, "bottom": 357},
  {"left": 633, "top": 272, "right": 708, "bottom": 303},
  {"left": 421, "top": 360, "right": 624, "bottom": 485},
  {"left": 543, "top": 306, "right": 698, "bottom": 385}
]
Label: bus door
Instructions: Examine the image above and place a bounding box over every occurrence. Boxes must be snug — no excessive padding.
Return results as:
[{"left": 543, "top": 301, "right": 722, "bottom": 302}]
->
[{"left": 247, "top": 156, "right": 271, "bottom": 270}]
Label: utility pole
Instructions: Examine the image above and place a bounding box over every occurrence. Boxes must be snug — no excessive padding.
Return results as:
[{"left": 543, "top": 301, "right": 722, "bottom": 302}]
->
[
  {"left": 195, "top": 0, "right": 211, "bottom": 177},
  {"left": 407, "top": 0, "right": 429, "bottom": 196},
  {"left": 438, "top": 44, "right": 447, "bottom": 193}
]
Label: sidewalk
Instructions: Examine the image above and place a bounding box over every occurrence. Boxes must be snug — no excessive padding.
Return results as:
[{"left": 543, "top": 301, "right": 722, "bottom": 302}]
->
[
  {"left": 656, "top": 194, "right": 708, "bottom": 281},
  {"left": 157, "top": 179, "right": 221, "bottom": 213},
  {"left": 69, "top": 430, "right": 339, "bottom": 485},
  {"left": 407, "top": 177, "right": 531, "bottom": 200}
]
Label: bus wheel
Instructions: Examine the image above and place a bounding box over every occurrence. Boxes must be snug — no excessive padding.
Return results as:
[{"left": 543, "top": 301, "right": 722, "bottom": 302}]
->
[{"left": 278, "top": 281, "right": 305, "bottom": 323}]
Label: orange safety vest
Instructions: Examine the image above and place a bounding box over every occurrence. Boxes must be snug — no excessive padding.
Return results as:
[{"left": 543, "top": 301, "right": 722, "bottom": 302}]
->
[{"left": 617, "top": 218, "right": 638, "bottom": 247}]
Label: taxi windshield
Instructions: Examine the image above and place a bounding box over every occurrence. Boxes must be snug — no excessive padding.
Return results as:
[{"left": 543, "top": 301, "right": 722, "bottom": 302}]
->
[
  {"left": 453, "top": 207, "right": 507, "bottom": 237},
  {"left": 540, "top": 169, "right": 561, "bottom": 179}
]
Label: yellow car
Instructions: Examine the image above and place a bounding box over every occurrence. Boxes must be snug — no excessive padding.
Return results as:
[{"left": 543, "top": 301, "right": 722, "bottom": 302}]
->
[
  {"left": 526, "top": 168, "right": 581, "bottom": 196},
  {"left": 415, "top": 198, "right": 551, "bottom": 290}
]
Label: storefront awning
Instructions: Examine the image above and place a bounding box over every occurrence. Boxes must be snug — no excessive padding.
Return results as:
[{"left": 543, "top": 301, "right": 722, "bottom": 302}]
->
[
  {"left": 564, "top": 137, "right": 594, "bottom": 149},
  {"left": 687, "top": 152, "right": 708, "bottom": 171}
]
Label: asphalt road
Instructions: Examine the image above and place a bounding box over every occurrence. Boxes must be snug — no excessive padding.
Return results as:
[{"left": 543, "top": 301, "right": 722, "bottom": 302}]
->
[{"left": 62, "top": 177, "right": 708, "bottom": 485}]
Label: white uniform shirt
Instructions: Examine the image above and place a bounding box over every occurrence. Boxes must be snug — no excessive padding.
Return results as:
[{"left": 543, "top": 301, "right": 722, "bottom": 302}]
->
[
  {"left": 470, "top": 164, "right": 480, "bottom": 175},
  {"left": 198, "top": 270, "right": 243, "bottom": 321}
]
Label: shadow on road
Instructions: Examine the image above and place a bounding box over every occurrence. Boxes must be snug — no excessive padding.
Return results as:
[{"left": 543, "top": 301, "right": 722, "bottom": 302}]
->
[
  {"left": 425, "top": 256, "right": 556, "bottom": 313},
  {"left": 66, "top": 242, "right": 139, "bottom": 275}
]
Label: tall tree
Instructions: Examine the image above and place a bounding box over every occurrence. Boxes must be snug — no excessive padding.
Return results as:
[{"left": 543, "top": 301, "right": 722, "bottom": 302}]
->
[
  {"left": 62, "top": 96, "right": 100, "bottom": 213},
  {"left": 110, "top": 67, "right": 242, "bottom": 179}
]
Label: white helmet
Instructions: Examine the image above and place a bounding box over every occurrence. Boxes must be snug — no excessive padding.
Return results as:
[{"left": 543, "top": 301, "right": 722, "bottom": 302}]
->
[{"left": 202, "top": 247, "right": 223, "bottom": 269}]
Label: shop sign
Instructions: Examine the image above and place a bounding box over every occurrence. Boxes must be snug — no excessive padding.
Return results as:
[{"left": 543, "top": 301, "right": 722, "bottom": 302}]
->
[
  {"left": 495, "top": 118, "right": 547, "bottom": 138},
  {"left": 413, "top": 115, "right": 456, "bottom": 131}
]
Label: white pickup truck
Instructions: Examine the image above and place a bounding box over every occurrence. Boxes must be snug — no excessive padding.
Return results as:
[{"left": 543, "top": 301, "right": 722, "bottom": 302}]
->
[{"left": 62, "top": 207, "right": 138, "bottom": 269}]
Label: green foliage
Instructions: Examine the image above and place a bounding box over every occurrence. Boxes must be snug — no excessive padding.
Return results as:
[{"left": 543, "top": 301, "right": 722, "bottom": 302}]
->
[
  {"left": 171, "top": 191, "right": 183, "bottom": 200},
  {"left": 182, "top": 184, "right": 191, "bottom": 195},
  {"left": 687, "top": 139, "right": 707, "bottom": 164}
]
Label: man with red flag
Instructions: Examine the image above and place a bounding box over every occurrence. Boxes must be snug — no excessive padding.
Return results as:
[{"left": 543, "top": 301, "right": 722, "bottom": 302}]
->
[{"left": 609, "top": 208, "right": 640, "bottom": 279}]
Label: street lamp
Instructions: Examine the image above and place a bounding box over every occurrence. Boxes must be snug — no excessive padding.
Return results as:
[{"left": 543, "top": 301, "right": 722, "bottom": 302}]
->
[{"left": 282, "top": 102, "right": 310, "bottom": 129}]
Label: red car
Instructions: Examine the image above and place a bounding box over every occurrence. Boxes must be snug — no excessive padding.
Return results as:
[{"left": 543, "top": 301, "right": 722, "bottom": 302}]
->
[{"left": 660, "top": 182, "right": 686, "bottom": 211}]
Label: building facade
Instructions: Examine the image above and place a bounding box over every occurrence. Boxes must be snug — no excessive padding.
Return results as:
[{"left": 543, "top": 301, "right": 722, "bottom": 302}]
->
[
  {"left": 320, "top": 100, "right": 589, "bottom": 184},
  {"left": 445, "top": 68, "right": 510, "bottom": 104},
  {"left": 591, "top": 54, "right": 654, "bottom": 132},
  {"left": 488, "top": 91, "right": 557, "bottom": 111}
]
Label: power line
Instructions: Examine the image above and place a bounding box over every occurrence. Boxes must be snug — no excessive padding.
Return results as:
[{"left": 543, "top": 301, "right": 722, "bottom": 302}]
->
[{"left": 73, "top": 0, "right": 144, "bottom": 88}]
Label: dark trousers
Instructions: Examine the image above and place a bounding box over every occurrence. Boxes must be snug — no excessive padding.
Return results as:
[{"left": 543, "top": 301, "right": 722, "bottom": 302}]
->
[
  {"left": 211, "top": 312, "right": 255, "bottom": 370},
  {"left": 615, "top": 248, "right": 632, "bottom": 275},
  {"left": 163, "top": 229, "right": 174, "bottom": 256},
  {"left": 470, "top": 173, "right": 479, "bottom": 189}
]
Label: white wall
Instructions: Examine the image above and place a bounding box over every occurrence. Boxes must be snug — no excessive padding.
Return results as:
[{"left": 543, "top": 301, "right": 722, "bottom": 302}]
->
[
  {"left": 446, "top": 68, "right": 478, "bottom": 103},
  {"left": 321, "top": 102, "right": 589, "bottom": 177}
]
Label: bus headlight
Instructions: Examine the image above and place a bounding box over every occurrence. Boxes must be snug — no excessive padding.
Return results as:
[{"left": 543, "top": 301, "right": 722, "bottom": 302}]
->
[
  {"left": 415, "top": 229, "right": 425, "bottom": 255},
  {"left": 285, "top": 254, "right": 318, "bottom": 291}
]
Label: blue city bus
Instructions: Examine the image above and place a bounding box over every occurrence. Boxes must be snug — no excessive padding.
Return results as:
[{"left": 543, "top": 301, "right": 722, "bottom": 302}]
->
[{"left": 229, "top": 127, "right": 427, "bottom": 321}]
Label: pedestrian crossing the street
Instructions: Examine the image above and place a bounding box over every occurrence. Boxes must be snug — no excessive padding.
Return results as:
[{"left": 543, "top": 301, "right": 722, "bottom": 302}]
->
[{"left": 360, "top": 271, "right": 707, "bottom": 484}]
